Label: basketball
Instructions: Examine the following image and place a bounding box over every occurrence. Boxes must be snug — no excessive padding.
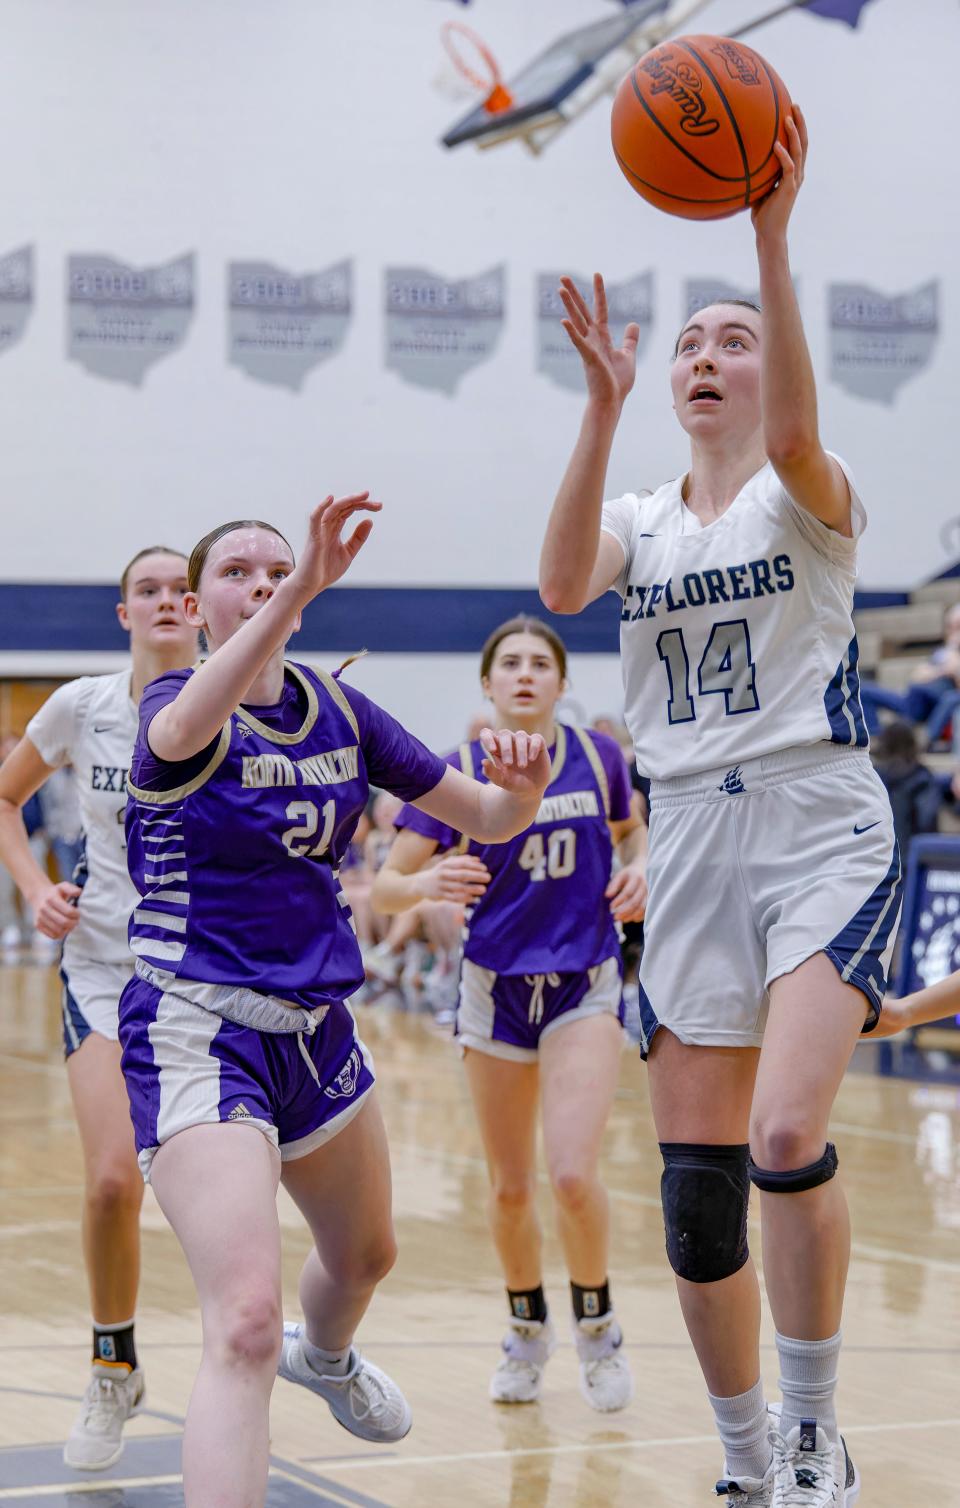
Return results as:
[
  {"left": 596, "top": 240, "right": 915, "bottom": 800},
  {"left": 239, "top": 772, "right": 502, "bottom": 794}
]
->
[{"left": 611, "top": 34, "right": 792, "bottom": 221}]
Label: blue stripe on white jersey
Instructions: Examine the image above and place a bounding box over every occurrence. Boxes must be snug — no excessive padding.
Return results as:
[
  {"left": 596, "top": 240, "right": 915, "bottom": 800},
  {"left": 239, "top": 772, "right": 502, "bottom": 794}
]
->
[{"left": 824, "top": 634, "right": 869, "bottom": 749}]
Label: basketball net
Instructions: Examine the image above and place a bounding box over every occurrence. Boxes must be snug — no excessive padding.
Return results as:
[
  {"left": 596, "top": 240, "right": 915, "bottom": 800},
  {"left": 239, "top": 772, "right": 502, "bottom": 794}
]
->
[{"left": 440, "top": 21, "right": 514, "bottom": 115}]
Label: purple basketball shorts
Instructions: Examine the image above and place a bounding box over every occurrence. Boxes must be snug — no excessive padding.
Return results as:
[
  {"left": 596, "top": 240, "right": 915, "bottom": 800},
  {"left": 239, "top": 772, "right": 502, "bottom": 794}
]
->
[
  {"left": 118, "top": 973, "right": 375, "bottom": 1180},
  {"left": 456, "top": 954, "right": 624, "bottom": 1061}
]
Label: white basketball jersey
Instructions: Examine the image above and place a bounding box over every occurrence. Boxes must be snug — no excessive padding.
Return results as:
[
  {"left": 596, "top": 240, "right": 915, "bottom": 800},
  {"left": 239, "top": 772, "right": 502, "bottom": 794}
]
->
[
  {"left": 27, "top": 671, "right": 139, "bottom": 964},
  {"left": 600, "top": 456, "right": 868, "bottom": 781}
]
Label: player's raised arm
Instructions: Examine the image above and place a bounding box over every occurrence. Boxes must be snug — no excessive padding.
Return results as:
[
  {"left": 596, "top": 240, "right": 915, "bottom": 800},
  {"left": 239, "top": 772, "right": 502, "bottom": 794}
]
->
[
  {"left": 539, "top": 275, "right": 637, "bottom": 614},
  {"left": 753, "top": 108, "right": 851, "bottom": 536},
  {"left": 149, "top": 494, "right": 380, "bottom": 763}
]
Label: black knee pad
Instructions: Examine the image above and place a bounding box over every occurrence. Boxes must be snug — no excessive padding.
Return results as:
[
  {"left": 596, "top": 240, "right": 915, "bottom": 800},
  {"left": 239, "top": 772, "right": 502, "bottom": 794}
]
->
[
  {"left": 748, "top": 1142, "right": 838, "bottom": 1194},
  {"left": 659, "top": 1143, "right": 751, "bottom": 1284}
]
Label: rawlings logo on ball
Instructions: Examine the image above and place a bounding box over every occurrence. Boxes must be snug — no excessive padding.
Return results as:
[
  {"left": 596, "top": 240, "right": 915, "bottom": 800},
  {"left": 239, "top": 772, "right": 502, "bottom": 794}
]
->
[
  {"left": 639, "top": 56, "right": 720, "bottom": 137},
  {"left": 710, "top": 42, "right": 761, "bottom": 87}
]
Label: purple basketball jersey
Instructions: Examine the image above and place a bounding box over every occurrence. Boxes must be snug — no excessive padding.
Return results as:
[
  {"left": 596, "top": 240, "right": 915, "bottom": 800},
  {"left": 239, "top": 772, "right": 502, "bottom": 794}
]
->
[
  {"left": 396, "top": 725, "right": 631, "bottom": 975},
  {"left": 126, "top": 662, "right": 444, "bottom": 1008}
]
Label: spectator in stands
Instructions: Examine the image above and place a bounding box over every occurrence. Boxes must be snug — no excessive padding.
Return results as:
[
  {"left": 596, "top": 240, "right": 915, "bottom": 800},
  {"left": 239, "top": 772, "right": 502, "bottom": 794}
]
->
[
  {"left": 870, "top": 720, "right": 960, "bottom": 856},
  {"left": 860, "top": 603, "right": 960, "bottom": 748}
]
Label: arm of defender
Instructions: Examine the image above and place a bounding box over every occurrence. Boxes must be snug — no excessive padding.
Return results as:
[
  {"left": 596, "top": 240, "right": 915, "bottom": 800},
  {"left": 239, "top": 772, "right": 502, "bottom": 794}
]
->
[
  {"left": 870, "top": 973, "right": 960, "bottom": 1038},
  {"left": 605, "top": 810, "right": 648, "bottom": 922},
  {"left": 371, "top": 830, "right": 490, "bottom": 917},
  {"left": 0, "top": 737, "right": 82, "bottom": 937},
  {"left": 410, "top": 731, "right": 550, "bottom": 844},
  {"left": 150, "top": 494, "right": 380, "bottom": 762}
]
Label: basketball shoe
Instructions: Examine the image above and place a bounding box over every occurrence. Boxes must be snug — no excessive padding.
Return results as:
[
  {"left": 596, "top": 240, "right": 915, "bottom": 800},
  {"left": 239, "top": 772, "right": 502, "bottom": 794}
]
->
[
  {"left": 490, "top": 1316, "right": 556, "bottom": 1403},
  {"left": 769, "top": 1421, "right": 859, "bottom": 1506},
  {"left": 715, "top": 1401, "right": 780, "bottom": 1505},
  {"left": 573, "top": 1313, "right": 633, "bottom": 1411},
  {"left": 63, "top": 1367, "right": 145, "bottom": 1470},
  {"left": 277, "top": 1323, "right": 412, "bottom": 1443}
]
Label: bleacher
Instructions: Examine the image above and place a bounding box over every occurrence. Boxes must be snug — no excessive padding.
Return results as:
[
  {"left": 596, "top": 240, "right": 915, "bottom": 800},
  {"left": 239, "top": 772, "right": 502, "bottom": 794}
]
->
[{"left": 855, "top": 580, "right": 960, "bottom": 786}]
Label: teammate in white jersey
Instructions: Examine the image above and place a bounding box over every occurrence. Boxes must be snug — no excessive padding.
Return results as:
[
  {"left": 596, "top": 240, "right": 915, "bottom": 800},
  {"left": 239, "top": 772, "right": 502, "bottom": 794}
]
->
[
  {"left": 540, "top": 112, "right": 896, "bottom": 1507},
  {"left": 0, "top": 547, "right": 196, "bottom": 1470}
]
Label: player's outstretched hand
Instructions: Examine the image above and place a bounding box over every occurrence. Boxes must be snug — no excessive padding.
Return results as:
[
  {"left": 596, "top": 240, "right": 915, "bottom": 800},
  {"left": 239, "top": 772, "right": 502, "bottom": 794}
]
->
[
  {"left": 290, "top": 493, "right": 382, "bottom": 603},
  {"left": 752, "top": 105, "right": 806, "bottom": 238},
  {"left": 31, "top": 880, "right": 81, "bottom": 939},
  {"left": 479, "top": 728, "right": 551, "bottom": 801},
  {"left": 606, "top": 861, "right": 647, "bottom": 923},
  {"left": 420, "top": 854, "right": 491, "bottom": 905},
  {"left": 558, "top": 274, "right": 638, "bottom": 410}
]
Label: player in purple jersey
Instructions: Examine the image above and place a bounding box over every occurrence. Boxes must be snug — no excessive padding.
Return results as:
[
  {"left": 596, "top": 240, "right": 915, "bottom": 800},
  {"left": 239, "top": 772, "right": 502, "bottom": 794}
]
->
[
  {"left": 371, "top": 617, "right": 648, "bottom": 1412},
  {"left": 0, "top": 546, "right": 196, "bottom": 1470},
  {"left": 118, "top": 499, "right": 551, "bottom": 1508}
]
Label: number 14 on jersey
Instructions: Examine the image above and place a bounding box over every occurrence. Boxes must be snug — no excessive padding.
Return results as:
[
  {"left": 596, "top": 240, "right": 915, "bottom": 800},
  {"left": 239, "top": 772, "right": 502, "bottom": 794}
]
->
[{"left": 657, "top": 619, "right": 759, "bottom": 724}]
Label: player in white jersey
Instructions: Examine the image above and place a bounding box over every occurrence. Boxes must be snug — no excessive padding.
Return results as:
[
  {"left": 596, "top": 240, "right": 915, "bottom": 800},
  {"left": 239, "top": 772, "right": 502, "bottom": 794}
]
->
[
  {"left": 539, "top": 112, "right": 894, "bottom": 1507},
  {"left": 0, "top": 547, "right": 197, "bottom": 1470}
]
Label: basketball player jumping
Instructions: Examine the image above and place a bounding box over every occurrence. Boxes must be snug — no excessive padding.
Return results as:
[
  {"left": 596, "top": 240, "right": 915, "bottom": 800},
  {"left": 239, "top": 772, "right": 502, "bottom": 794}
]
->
[
  {"left": 540, "top": 110, "right": 897, "bottom": 1507},
  {"left": 372, "top": 615, "right": 648, "bottom": 1412}
]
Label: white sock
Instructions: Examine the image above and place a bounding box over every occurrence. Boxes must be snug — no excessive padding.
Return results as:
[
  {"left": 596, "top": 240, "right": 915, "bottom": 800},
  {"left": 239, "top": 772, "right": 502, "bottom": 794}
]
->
[
  {"left": 302, "top": 1335, "right": 352, "bottom": 1378},
  {"left": 776, "top": 1329, "right": 842, "bottom": 1444},
  {"left": 708, "top": 1379, "right": 772, "bottom": 1482}
]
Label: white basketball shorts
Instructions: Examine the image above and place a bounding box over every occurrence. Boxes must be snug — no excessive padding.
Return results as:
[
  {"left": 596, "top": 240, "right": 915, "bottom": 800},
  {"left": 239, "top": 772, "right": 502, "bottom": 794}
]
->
[
  {"left": 637, "top": 744, "right": 902, "bottom": 1052},
  {"left": 60, "top": 951, "right": 133, "bottom": 1056}
]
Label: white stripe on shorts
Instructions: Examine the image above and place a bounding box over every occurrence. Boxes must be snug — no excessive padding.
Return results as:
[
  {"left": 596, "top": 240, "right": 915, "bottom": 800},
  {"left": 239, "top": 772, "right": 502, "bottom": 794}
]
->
[{"left": 150, "top": 989, "right": 224, "bottom": 1150}]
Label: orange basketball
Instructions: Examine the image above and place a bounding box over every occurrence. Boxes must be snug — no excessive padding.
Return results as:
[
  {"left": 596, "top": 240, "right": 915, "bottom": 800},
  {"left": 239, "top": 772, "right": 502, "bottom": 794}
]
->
[{"left": 611, "top": 34, "right": 792, "bottom": 220}]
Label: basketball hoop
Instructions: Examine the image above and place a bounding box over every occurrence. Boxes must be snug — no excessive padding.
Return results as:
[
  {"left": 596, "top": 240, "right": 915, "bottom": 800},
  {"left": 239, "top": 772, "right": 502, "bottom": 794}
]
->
[{"left": 440, "top": 20, "right": 514, "bottom": 115}]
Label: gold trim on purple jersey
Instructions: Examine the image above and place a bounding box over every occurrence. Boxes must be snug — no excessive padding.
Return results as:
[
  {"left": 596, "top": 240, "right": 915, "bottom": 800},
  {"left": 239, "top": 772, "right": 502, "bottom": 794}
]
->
[
  {"left": 126, "top": 722, "right": 233, "bottom": 807},
  {"left": 314, "top": 667, "right": 360, "bottom": 741},
  {"left": 234, "top": 662, "right": 319, "bottom": 744},
  {"left": 570, "top": 726, "right": 610, "bottom": 819}
]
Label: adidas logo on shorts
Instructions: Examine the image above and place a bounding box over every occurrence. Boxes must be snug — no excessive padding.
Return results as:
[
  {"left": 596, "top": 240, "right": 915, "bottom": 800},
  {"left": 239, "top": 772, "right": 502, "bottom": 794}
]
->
[{"left": 227, "top": 1102, "right": 252, "bottom": 1121}]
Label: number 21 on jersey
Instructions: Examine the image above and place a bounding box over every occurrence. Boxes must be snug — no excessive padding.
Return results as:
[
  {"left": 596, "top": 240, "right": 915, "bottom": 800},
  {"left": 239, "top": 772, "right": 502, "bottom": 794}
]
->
[
  {"left": 657, "top": 618, "right": 759, "bottom": 724},
  {"left": 282, "top": 799, "right": 335, "bottom": 858}
]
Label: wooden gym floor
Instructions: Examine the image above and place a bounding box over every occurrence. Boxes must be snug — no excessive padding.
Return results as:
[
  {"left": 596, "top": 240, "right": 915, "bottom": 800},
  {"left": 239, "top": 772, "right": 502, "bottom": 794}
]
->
[{"left": 0, "top": 962, "right": 957, "bottom": 1507}]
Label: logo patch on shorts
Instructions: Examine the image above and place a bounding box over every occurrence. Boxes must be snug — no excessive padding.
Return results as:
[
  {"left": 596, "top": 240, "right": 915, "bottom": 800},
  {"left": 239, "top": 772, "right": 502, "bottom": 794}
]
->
[
  {"left": 853, "top": 820, "right": 881, "bottom": 835},
  {"left": 324, "top": 1048, "right": 362, "bottom": 1100},
  {"left": 227, "top": 1102, "right": 252, "bottom": 1121},
  {"left": 718, "top": 765, "right": 746, "bottom": 795}
]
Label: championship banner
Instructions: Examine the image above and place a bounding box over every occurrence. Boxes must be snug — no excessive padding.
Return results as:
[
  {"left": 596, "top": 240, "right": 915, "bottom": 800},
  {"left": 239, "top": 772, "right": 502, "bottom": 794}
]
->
[
  {"left": 0, "top": 245, "right": 33, "bottom": 357},
  {"left": 683, "top": 278, "right": 760, "bottom": 319},
  {"left": 385, "top": 265, "right": 505, "bottom": 394},
  {"left": 537, "top": 271, "right": 654, "bottom": 392},
  {"left": 67, "top": 252, "right": 195, "bottom": 385},
  {"left": 228, "top": 259, "right": 352, "bottom": 390},
  {"left": 829, "top": 281, "right": 939, "bottom": 404}
]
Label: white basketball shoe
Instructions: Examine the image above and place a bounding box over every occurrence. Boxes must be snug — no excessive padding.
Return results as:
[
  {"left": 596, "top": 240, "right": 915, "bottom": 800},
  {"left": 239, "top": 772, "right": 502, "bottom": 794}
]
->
[
  {"left": 278, "top": 1323, "right": 412, "bottom": 1443},
  {"left": 769, "top": 1420, "right": 859, "bottom": 1506},
  {"left": 574, "top": 1312, "right": 633, "bottom": 1412},
  {"left": 715, "top": 1401, "right": 781, "bottom": 1506},
  {"left": 63, "top": 1367, "right": 145, "bottom": 1470},
  {"left": 490, "top": 1316, "right": 556, "bottom": 1403}
]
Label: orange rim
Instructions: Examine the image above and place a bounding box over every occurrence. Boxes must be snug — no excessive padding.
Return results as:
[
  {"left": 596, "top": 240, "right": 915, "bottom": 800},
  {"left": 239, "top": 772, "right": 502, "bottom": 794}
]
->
[{"left": 441, "top": 19, "right": 512, "bottom": 109}]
